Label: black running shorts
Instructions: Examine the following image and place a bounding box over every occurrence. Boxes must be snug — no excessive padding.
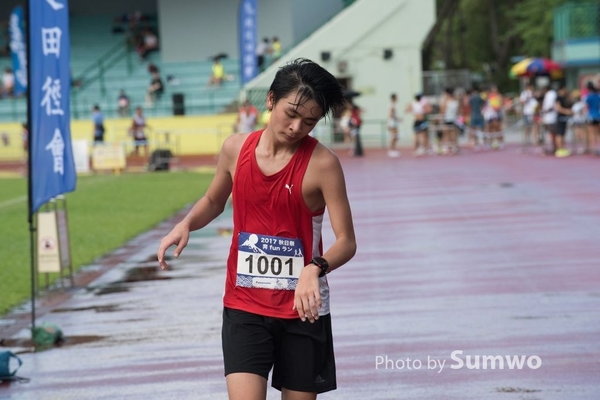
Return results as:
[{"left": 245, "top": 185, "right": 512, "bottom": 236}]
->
[{"left": 222, "top": 307, "right": 337, "bottom": 394}]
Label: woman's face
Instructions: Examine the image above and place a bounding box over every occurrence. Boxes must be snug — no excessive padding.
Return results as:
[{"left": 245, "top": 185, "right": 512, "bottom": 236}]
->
[{"left": 267, "top": 90, "right": 322, "bottom": 144}]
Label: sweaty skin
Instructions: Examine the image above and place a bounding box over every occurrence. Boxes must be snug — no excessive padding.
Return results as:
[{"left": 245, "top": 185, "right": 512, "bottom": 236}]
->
[{"left": 157, "top": 90, "right": 356, "bottom": 322}]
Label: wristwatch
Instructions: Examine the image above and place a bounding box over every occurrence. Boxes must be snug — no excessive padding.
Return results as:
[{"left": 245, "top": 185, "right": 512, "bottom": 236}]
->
[{"left": 310, "top": 257, "right": 329, "bottom": 278}]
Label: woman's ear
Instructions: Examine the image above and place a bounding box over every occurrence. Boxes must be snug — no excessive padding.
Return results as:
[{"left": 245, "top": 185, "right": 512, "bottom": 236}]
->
[{"left": 266, "top": 92, "right": 274, "bottom": 111}]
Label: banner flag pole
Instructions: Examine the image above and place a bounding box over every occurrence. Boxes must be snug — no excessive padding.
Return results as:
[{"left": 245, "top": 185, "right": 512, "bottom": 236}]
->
[
  {"left": 26, "top": 0, "right": 75, "bottom": 341},
  {"left": 25, "top": 0, "right": 36, "bottom": 336}
]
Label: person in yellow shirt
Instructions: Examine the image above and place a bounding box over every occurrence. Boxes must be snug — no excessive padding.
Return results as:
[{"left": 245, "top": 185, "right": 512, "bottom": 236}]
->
[
  {"left": 272, "top": 37, "right": 282, "bottom": 62},
  {"left": 260, "top": 108, "right": 271, "bottom": 128},
  {"left": 207, "top": 58, "right": 225, "bottom": 88}
]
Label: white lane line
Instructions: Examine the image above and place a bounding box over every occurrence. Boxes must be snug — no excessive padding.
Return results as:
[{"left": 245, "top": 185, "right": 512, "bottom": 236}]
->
[{"left": 0, "top": 195, "right": 27, "bottom": 209}]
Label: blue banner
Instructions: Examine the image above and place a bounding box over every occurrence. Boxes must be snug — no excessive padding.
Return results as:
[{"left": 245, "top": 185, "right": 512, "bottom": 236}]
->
[
  {"left": 9, "top": 6, "right": 27, "bottom": 96},
  {"left": 239, "top": 0, "right": 258, "bottom": 85},
  {"left": 30, "top": 0, "right": 76, "bottom": 214}
]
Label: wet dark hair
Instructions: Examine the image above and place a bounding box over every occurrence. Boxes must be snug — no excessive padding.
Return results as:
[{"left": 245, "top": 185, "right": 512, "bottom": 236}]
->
[
  {"left": 587, "top": 81, "right": 597, "bottom": 93},
  {"left": 268, "top": 58, "right": 345, "bottom": 120}
]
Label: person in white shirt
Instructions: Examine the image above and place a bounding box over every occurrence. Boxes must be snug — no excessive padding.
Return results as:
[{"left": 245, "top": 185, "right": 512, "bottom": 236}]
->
[
  {"left": 570, "top": 91, "right": 588, "bottom": 154},
  {"left": 387, "top": 93, "right": 401, "bottom": 157},
  {"left": 520, "top": 84, "right": 538, "bottom": 146},
  {"left": 256, "top": 38, "right": 271, "bottom": 72},
  {"left": 405, "top": 93, "right": 431, "bottom": 156},
  {"left": 541, "top": 86, "right": 558, "bottom": 153},
  {"left": 440, "top": 88, "right": 460, "bottom": 154}
]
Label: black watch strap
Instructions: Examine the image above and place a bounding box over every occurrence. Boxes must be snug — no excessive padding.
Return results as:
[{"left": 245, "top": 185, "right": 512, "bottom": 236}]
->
[{"left": 310, "top": 257, "right": 329, "bottom": 278}]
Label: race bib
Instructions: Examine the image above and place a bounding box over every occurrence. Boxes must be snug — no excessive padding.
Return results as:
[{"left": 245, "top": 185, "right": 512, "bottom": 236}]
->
[{"left": 237, "top": 232, "right": 305, "bottom": 290}]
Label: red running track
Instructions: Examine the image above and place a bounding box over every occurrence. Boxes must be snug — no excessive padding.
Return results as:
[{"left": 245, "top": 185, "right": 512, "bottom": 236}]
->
[{"left": 1, "top": 145, "right": 599, "bottom": 399}]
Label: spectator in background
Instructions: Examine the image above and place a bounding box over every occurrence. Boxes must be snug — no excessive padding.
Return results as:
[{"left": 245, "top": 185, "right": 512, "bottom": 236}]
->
[
  {"left": 207, "top": 57, "right": 225, "bottom": 88},
  {"left": 349, "top": 103, "right": 364, "bottom": 157},
  {"left": 117, "top": 89, "right": 131, "bottom": 117},
  {"left": 1, "top": 67, "right": 14, "bottom": 98},
  {"left": 440, "top": 87, "right": 460, "bottom": 154},
  {"left": 571, "top": 90, "right": 588, "bottom": 154},
  {"left": 541, "top": 85, "right": 558, "bottom": 154},
  {"left": 21, "top": 123, "right": 28, "bottom": 153},
  {"left": 146, "top": 70, "right": 164, "bottom": 107},
  {"left": 235, "top": 100, "right": 258, "bottom": 133},
  {"left": 532, "top": 90, "right": 544, "bottom": 147},
  {"left": 519, "top": 84, "right": 538, "bottom": 146},
  {"left": 468, "top": 86, "right": 485, "bottom": 149},
  {"left": 339, "top": 104, "right": 353, "bottom": 151},
  {"left": 405, "top": 93, "right": 431, "bottom": 156},
  {"left": 256, "top": 38, "right": 270, "bottom": 72},
  {"left": 92, "top": 105, "right": 105, "bottom": 144},
  {"left": 554, "top": 85, "right": 572, "bottom": 158},
  {"left": 387, "top": 93, "right": 400, "bottom": 157},
  {"left": 129, "top": 106, "right": 149, "bottom": 157},
  {"left": 585, "top": 81, "right": 600, "bottom": 154},
  {"left": 137, "top": 28, "right": 159, "bottom": 61},
  {"left": 70, "top": 70, "right": 83, "bottom": 89},
  {"left": 271, "top": 36, "right": 282, "bottom": 63},
  {"left": 114, "top": 10, "right": 145, "bottom": 32},
  {"left": 259, "top": 107, "right": 271, "bottom": 129},
  {"left": 485, "top": 85, "right": 504, "bottom": 149},
  {"left": 147, "top": 62, "right": 159, "bottom": 74}
]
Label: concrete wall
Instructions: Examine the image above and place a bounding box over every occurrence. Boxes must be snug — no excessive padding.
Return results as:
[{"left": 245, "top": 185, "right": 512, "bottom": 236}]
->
[
  {"left": 158, "top": 0, "right": 236, "bottom": 62},
  {"left": 290, "top": 0, "right": 345, "bottom": 44},
  {"left": 157, "top": 0, "right": 341, "bottom": 62},
  {"left": 69, "top": 0, "right": 157, "bottom": 16},
  {"left": 552, "top": 38, "right": 600, "bottom": 89},
  {"left": 0, "top": 0, "right": 343, "bottom": 63},
  {"left": 0, "top": 114, "right": 238, "bottom": 160},
  {"left": 0, "top": 0, "right": 157, "bottom": 18},
  {"left": 244, "top": 0, "right": 436, "bottom": 137}
]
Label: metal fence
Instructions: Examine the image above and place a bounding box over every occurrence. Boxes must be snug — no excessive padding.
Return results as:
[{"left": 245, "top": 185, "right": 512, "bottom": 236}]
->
[
  {"left": 0, "top": 90, "right": 240, "bottom": 123},
  {"left": 554, "top": 2, "right": 600, "bottom": 41},
  {"left": 422, "top": 70, "right": 472, "bottom": 96}
]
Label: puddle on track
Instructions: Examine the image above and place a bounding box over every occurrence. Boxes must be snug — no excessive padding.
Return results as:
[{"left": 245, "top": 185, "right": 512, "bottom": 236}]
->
[
  {"left": 1, "top": 335, "right": 106, "bottom": 353},
  {"left": 53, "top": 304, "right": 120, "bottom": 313}
]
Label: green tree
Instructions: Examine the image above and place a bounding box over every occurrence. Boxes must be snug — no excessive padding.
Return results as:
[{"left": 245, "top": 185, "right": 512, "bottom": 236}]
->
[
  {"left": 507, "top": 0, "right": 566, "bottom": 58},
  {"left": 422, "top": 0, "right": 586, "bottom": 91}
]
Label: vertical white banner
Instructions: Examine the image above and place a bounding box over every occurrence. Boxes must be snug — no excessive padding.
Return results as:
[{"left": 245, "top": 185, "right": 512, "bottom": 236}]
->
[{"left": 37, "top": 211, "right": 61, "bottom": 273}]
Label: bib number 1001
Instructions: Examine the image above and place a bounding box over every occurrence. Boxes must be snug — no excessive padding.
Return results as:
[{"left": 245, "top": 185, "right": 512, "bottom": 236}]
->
[{"left": 245, "top": 255, "right": 293, "bottom": 276}]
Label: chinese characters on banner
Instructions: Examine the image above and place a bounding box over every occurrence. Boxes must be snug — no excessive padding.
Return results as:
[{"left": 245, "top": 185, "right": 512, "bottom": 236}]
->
[
  {"left": 239, "top": 0, "right": 258, "bottom": 85},
  {"left": 30, "top": 0, "right": 76, "bottom": 214},
  {"left": 9, "top": 6, "right": 27, "bottom": 96}
]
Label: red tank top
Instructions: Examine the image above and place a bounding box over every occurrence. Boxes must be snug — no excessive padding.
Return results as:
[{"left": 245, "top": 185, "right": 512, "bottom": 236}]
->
[{"left": 223, "top": 130, "right": 327, "bottom": 318}]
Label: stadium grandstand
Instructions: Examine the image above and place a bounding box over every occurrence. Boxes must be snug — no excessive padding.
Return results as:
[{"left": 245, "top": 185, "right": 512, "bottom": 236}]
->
[{"left": 0, "top": 0, "right": 433, "bottom": 160}]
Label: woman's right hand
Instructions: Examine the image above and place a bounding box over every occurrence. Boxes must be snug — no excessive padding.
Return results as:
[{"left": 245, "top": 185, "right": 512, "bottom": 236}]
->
[{"left": 157, "top": 222, "right": 190, "bottom": 270}]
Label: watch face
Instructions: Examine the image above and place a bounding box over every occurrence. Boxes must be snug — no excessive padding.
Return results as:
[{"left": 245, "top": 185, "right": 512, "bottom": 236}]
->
[
  {"left": 313, "top": 257, "right": 328, "bottom": 267},
  {"left": 312, "top": 257, "right": 329, "bottom": 277}
]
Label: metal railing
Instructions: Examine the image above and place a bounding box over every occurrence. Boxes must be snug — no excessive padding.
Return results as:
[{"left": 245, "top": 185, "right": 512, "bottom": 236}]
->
[
  {"left": 311, "top": 118, "right": 388, "bottom": 148},
  {"left": 0, "top": 88, "right": 240, "bottom": 122},
  {"left": 72, "top": 40, "right": 134, "bottom": 98},
  {"left": 554, "top": 2, "right": 600, "bottom": 41},
  {"left": 422, "top": 70, "right": 472, "bottom": 96}
]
